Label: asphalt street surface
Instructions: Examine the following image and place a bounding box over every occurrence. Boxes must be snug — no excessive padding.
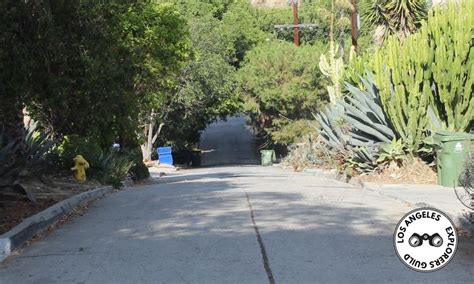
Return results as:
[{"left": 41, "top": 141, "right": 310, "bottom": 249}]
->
[
  {"left": 199, "top": 115, "right": 259, "bottom": 166},
  {"left": 1, "top": 116, "right": 473, "bottom": 283}
]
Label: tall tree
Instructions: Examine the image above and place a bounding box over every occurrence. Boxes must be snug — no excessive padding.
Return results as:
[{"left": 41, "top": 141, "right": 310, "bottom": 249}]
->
[
  {"left": 1, "top": 1, "right": 190, "bottom": 148},
  {"left": 237, "top": 41, "right": 329, "bottom": 145}
]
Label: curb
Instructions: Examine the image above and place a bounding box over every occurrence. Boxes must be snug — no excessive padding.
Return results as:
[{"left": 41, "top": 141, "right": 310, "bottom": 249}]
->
[
  {"left": 0, "top": 186, "right": 113, "bottom": 262},
  {"left": 302, "top": 168, "right": 474, "bottom": 235},
  {"left": 361, "top": 182, "right": 474, "bottom": 235}
]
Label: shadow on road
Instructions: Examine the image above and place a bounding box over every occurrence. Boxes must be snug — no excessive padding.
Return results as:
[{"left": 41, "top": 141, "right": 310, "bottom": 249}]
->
[
  {"left": 199, "top": 115, "right": 259, "bottom": 167},
  {"left": 1, "top": 168, "right": 473, "bottom": 283}
]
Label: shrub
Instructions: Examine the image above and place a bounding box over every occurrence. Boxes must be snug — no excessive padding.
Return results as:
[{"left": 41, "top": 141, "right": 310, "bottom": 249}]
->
[
  {"left": 93, "top": 150, "right": 135, "bottom": 188},
  {"left": 283, "top": 134, "right": 340, "bottom": 171},
  {"left": 57, "top": 135, "right": 102, "bottom": 171},
  {"left": 57, "top": 136, "right": 148, "bottom": 186},
  {"left": 348, "top": 1, "right": 474, "bottom": 152},
  {"left": 128, "top": 147, "right": 150, "bottom": 181},
  {"left": 0, "top": 124, "right": 54, "bottom": 201},
  {"left": 376, "top": 139, "right": 407, "bottom": 167}
]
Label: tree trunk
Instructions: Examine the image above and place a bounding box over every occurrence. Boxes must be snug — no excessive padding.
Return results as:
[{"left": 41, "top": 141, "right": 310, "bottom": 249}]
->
[{"left": 140, "top": 109, "right": 165, "bottom": 162}]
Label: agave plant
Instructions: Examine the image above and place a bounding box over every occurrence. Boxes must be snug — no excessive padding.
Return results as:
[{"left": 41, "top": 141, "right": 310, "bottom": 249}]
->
[
  {"left": 315, "top": 73, "right": 397, "bottom": 173},
  {"left": 341, "top": 74, "right": 396, "bottom": 147},
  {"left": 315, "top": 103, "right": 348, "bottom": 152},
  {"left": 93, "top": 150, "right": 135, "bottom": 188},
  {"left": 0, "top": 123, "right": 55, "bottom": 201},
  {"left": 377, "top": 138, "right": 407, "bottom": 166}
]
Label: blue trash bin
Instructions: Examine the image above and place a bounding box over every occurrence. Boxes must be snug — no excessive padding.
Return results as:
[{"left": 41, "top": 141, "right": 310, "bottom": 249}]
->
[{"left": 157, "top": 146, "right": 173, "bottom": 165}]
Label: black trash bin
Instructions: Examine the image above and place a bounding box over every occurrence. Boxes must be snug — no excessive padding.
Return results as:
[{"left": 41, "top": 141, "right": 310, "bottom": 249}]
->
[{"left": 191, "top": 150, "right": 202, "bottom": 167}]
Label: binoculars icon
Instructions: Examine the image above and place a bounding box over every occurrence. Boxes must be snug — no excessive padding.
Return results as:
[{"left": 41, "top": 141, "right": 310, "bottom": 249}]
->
[{"left": 408, "top": 233, "right": 443, "bottom": 247}]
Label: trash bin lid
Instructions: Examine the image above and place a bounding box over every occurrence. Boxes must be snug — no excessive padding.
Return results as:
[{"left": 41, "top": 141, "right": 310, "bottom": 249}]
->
[
  {"left": 433, "top": 131, "right": 474, "bottom": 142},
  {"left": 157, "top": 146, "right": 172, "bottom": 154}
]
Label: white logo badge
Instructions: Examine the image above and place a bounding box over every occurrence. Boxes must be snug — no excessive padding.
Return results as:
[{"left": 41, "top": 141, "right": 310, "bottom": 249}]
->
[
  {"left": 454, "top": 142, "right": 463, "bottom": 153},
  {"left": 393, "top": 208, "right": 458, "bottom": 272}
]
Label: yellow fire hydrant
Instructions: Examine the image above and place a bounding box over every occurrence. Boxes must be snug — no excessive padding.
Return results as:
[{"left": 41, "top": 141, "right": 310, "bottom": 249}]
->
[{"left": 71, "top": 155, "right": 89, "bottom": 181}]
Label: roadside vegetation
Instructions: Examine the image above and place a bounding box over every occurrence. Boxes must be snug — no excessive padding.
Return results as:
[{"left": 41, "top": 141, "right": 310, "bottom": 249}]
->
[
  {"left": 284, "top": 0, "right": 473, "bottom": 182},
  {"left": 0, "top": 0, "right": 472, "bottom": 218}
]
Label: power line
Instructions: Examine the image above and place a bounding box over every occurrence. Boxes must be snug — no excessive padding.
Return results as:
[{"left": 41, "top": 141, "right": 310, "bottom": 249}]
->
[
  {"left": 273, "top": 24, "right": 317, "bottom": 29},
  {"left": 271, "top": 0, "right": 317, "bottom": 47}
]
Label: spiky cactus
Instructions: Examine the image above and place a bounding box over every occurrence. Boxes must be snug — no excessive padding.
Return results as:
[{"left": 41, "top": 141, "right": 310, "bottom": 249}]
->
[
  {"left": 319, "top": 42, "right": 344, "bottom": 104},
  {"left": 424, "top": 2, "right": 474, "bottom": 131},
  {"left": 349, "top": 0, "right": 473, "bottom": 152},
  {"left": 371, "top": 37, "right": 431, "bottom": 152}
]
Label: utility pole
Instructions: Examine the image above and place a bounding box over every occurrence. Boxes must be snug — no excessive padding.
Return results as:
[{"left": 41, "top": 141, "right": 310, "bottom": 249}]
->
[
  {"left": 273, "top": 1, "right": 316, "bottom": 46},
  {"left": 350, "top": 0, "right": 358, "bottom": 53},
  {"left": 292, "top": 0, "right": 299, "bottom": 47}
]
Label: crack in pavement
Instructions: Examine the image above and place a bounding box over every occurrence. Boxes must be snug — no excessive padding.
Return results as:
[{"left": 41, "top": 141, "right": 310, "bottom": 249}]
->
[{"left": 245, "top": 192, "right": 275, "bottom": 284}]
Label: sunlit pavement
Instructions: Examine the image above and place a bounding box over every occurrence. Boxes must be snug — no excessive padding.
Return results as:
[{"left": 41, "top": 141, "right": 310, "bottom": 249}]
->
[
  {"left": 1, "top": 116, "right": 472, "bottom": 283},
  {"left": 0, "top": 166, "right": 473, "bottom": 283}
]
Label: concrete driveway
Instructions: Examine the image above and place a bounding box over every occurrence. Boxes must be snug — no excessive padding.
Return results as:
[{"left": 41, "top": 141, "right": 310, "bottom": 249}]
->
[{"left": 1, "top": 116, "right": 472, "bottom": 283}]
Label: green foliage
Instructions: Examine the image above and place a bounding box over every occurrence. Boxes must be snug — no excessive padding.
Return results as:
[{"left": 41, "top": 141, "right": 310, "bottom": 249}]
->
[
  {"left": 317, "top": 75, "right": 395, "bottom": 148},
  {"left": 270, "top": 120, "right": 314, "bottom": 146},
  {"left": 422, "top": 2, "right": 474, "bottom": 132},
  {"left": 341, "top": 75, "right": 396, "bottom": 145},
  {"left": 376, "top": 139, "right": 407, "bottom": 166},
  {"left": 319, "top": 42, "right": 345, "bottom": 104},
  {"left": 237, "top": 41, "right": 328, "bottom": 145},
  {"left": 0, "top": 125, "right": 55, "bottom": 201},
  {"left": 92, "top": 151, "right": 135, "bottom": 189},
  {"left": 317, "top": 104, "right": 380, "bottom": 174},
  {"left": 58, "top": 137, "right": 147, "bottom": 185},
  {"left": 316, "top": 104, "right": 347, "bottom": 151},
  {"left": 142, "top": 0, "right": 252, "bottom": 152},
  {"left": 217, "top": 0, "right": 348, "bottom": 48},
  {"left": 0, "top": 1, "right": 190, "bottom": 148},
  {"left": 128, "top": 148, "right": 150, "bottom": 181},
  {"left": 58, "top": 135, "right": 102, "bottom": 170},
  {"left": 348, "top": 1, "right": 474, "bottom": 152},
  {"left": 316, "top": 75, "right": 396, "bottom": 173},
  {"left": 361, "top": 0, "right": 428, "bottom": 44}
]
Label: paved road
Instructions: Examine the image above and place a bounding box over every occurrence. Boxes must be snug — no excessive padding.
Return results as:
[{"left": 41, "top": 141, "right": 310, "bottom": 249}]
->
[
  {"left": 1, "top": 167, "right": 473, "bottom": 283},
  {"left": 1, "top": 116, "right": 473, "bottom": 283},
  {"left": 199, "top": 115, "right": 258, "bottom": 166}
]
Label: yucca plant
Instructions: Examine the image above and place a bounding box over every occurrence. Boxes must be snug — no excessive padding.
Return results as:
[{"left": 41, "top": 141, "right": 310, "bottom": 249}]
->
[{"left": 362, "top": 0, "right": 428, "bottom": 44}]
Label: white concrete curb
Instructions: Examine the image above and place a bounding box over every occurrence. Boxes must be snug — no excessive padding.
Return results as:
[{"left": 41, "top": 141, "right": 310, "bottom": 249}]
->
[{"left": 0, "top": 186, "right": 113, "bottom": 262}]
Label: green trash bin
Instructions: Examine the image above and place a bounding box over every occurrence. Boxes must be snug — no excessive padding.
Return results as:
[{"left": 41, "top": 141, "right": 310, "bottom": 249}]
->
[
  {"left": 433, "top": 131, "right": 473, "bottom": 187},
  {"left": 260, "top": 150, "right": 276, "bottom": 166}
]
